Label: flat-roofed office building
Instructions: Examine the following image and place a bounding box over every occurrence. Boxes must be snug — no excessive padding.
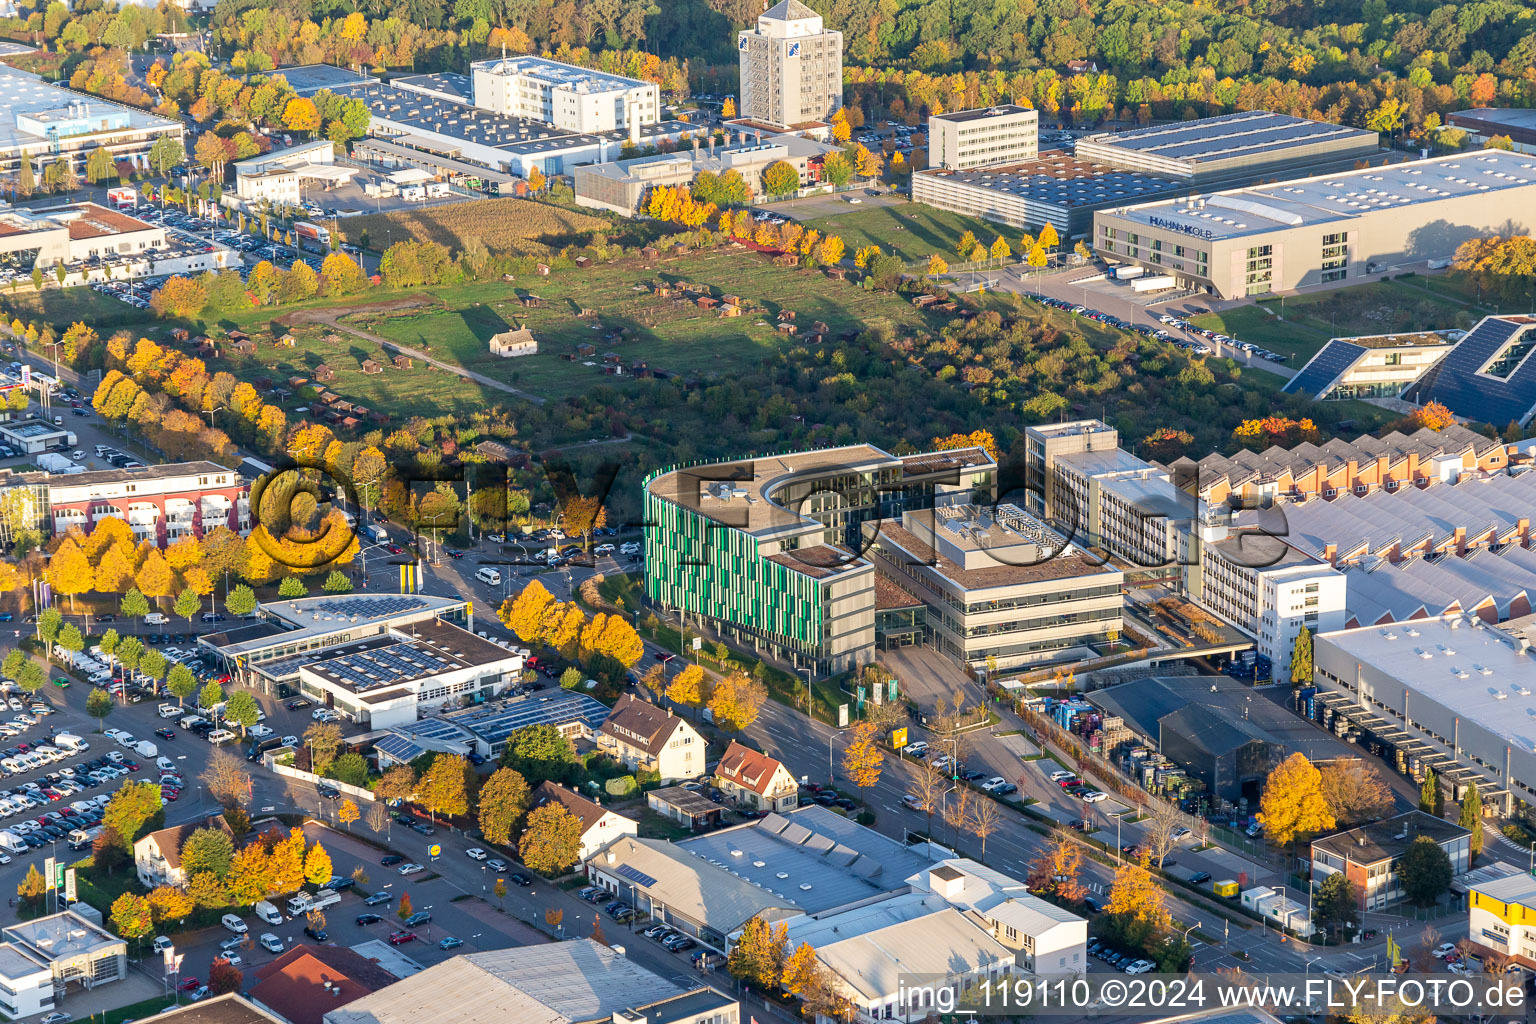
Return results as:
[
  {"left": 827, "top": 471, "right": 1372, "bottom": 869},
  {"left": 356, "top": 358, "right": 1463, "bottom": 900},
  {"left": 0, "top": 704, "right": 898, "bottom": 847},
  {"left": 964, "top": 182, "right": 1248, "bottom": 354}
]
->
[{"left": 927, "top": 106, "right": 1038, "bottom": 170}]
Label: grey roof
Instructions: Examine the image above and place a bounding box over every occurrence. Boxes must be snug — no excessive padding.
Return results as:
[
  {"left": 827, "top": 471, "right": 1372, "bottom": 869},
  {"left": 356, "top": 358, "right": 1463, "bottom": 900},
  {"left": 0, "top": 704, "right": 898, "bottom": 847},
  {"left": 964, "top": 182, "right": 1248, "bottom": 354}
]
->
[
  {"left": 1315, "top": 617, "right": 1536, "bottom": 756},
  {"left": 1077, "top": 111, "right": 1375, "bottom": 166},
  {"left": 1235, "top": 470, "right": 1536, "bottom": 564},
  {"left": 272, "top": 64, "right": 373, "bottom": 97},
  {"left": 323, "top": 940, "right": 704, "bottom": 1024},
  {"left": 1091, "top": 676, "right": 1336, "bottom": 759},
  {"left": 594, "top": 836, "right": 795, "bottom": 933},
  {"left": 1311, "top": 809, "right": 1469, "bottom": 865},
  {"left": 761, "top": 0, "right": 820, "bottom": 20},
  {"left": 0, "top": 943, "right": 46, "bottom": 980},
  {"left": 3, "top": 909, "right": 123, "bottom": 962},
  {"left": 152, "top": 995, "right": 286, "bottom": 1024},
  {"left": 391, "top": 72, "right": 472, "bottom": 103},
  {"left": 0, "top": 71, "right": 179, "bottom": 155},
  {"left": 677, "top": 804, "right": 936, "bottom": 915},
  {"left": 1403, "top": 315, "right": 1536, "bottom": 427},
  {"left": 931, "top": 105, "right": 1035, "bottom": 125},
  {"left": 1101, "top": 150, "right": 1536, "bottom": 241},
  {"left": 211, "top": 594, "right": 467, "bottom": 659},
  {"left": 1342, "top": 545, "right": 1536, "bottom": 626},
  {"left": 470, "top": 55, "right": 650, "bottom": 95},
  {"left": 1470, "top": 871, "right": 1536, "bottom": 905},
  {"left": 1448, "top": 108, "right": 1536, "bottom": 146},
  {"left": 815, "top": 908, "right": 1014, "bottom": 1001},
  {"left": 1160, "top": 703, "right": 1273, "bottom": 756},
  {"left": 0, "top": 458, "right": 234, "bottom": 491}
]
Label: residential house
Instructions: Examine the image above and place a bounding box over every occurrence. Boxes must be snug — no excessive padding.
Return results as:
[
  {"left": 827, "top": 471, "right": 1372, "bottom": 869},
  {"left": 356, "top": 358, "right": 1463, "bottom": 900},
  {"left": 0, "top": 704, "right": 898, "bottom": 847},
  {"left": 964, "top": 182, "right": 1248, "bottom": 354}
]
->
[
  {"left": 596, "top": 695, "right": 704, "bottom": 782},
  {"left": 134, "top": 813, "right": 232, "bottom": 888},
  {"left": 714, "top": 740, "right": 797, "bottom": 812},
  {"left": 529, "top": 781, "right": 638, "bottom": 860},
  {"left": 488, "top": 328, "right": 538, "bottom": 357}
]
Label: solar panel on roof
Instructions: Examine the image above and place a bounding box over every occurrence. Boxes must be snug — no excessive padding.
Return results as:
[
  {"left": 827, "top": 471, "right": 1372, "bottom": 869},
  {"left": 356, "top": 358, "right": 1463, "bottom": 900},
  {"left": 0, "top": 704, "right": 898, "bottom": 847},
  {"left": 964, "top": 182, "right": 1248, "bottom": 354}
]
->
[
  {"left": 1282, "top": 340, "right": 1369, "bottom": 397},
  {"left": 615, "top": 864, "right": 656, "bottom": 887},
  {"left": 1405, "top": 317, "right": 1536, "bottom": 425}
]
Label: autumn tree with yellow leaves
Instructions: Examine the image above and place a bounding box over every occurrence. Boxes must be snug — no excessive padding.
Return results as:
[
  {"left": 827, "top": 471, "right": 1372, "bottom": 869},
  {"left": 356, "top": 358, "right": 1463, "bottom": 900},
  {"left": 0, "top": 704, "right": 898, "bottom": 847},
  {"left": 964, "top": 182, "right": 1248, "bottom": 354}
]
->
[
  {"left": 931, "top": 429, "right": 998, "bottom": 460},
  {"left": 665, "top": 663, "right": 706, "bottom": 712},
  {"left": 708, "top": 671, "right": 768, "bottom": 733},
  {"left": 1258, "top": 752, "right": 1336, "bottom": 847},
  {"left": 1105, "top": 858, "right": 1172, "bottom": 950},
  {"left": 840, "top": 721, "right": 884, "bottom": 806}
]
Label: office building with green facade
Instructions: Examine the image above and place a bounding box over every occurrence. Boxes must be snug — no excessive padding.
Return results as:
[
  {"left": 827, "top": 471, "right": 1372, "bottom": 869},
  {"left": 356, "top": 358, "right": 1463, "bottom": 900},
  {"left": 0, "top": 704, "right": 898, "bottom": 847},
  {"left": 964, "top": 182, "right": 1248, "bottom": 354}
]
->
[{"left": 643, "top": 444, "right": 995, "bottom": 673}]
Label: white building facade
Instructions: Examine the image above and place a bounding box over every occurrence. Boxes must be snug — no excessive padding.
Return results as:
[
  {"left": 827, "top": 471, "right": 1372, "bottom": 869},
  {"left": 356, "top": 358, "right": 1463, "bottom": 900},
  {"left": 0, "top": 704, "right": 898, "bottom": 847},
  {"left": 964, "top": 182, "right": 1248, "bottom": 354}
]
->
[
  {"left": 470, "top": 56, "right": 659, "bottom": 133},
  {"left": 737, "top": 0, "right": 843, "bottom": 128}
]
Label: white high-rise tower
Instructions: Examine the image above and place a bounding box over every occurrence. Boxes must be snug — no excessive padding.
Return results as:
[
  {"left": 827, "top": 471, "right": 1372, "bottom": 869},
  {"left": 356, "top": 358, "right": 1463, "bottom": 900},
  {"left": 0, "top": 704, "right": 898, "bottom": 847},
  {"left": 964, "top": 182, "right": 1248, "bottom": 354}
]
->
[{"left": 736, "top": 0, "right": 843, "bottom": 128}]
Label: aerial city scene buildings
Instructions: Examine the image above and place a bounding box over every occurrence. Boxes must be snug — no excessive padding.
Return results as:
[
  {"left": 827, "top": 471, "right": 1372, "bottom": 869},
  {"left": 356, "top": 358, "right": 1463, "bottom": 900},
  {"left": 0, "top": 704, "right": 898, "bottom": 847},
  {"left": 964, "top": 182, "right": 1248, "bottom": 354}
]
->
[{"left": 0, "top": 0, "right": 1534, "bottom": 1022}]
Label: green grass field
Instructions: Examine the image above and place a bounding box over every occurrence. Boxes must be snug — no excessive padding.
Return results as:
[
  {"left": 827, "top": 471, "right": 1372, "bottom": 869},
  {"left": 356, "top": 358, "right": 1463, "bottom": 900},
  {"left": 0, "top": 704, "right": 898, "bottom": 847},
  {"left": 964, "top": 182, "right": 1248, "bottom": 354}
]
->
[
  {"left": 1190, "top": 276, "right": 1495, "bottom": 365},
  {"left": 350, "top": 249, "right": 941, "bottom": 401},
  {"left": 802, "top": 203, "right": 1008, "bottom": 264}
]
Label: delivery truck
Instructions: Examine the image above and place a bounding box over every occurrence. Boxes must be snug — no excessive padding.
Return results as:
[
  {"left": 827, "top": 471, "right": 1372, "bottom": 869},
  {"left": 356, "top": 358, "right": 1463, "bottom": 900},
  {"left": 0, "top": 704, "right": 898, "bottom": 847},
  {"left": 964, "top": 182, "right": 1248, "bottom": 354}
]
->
[
  {"left": 254, "top": 901, "right": 284, "bottom": 926},
  {"left": 1131, "top": 274, "right": 1177, "bottom": 293},
  {"left": 366, "top": 524, "right": 389, "bottom": 545},
  {"left": 135, "top": 740, "right": 157, "bottom": 759},
  {"left": 36, "top": 452, "right": 78, "bottom": 474},
  {"left": 1111, "top": 265, "right": 1145, "bottom": 280},
  {"left": 426, "top": 181, "right": 450, "bottom": 198},
  {"left": 107, "top": 186, "right": 139, "bottom": 210},
  {"left": 400, "top": 185, "right": 426, "bottom": 202}
]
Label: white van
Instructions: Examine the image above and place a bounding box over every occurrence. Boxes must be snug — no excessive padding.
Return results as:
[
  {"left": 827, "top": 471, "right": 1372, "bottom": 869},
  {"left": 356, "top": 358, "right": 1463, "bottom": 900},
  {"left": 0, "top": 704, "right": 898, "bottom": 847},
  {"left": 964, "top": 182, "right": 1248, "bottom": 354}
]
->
[
  {"left": 144, "top": 613, "right": 168, "bottom": 625},
  {"left": 254, "top": 901, "right": 283, "bottom": 926},
  {"left": 54, "top": 734, "right": 85, "bottom": 751},
  {"left": 221, "top": 914, "right": 247, "bottom": 934},
  {"left": 474, "top": 567, "right": 502, "bottom": 586},
  {"left": 0, "top": 832, "right": 25, "bottom": 854},
  {"left": 207, "top": 729, "right": 237, "bottom": 745}
]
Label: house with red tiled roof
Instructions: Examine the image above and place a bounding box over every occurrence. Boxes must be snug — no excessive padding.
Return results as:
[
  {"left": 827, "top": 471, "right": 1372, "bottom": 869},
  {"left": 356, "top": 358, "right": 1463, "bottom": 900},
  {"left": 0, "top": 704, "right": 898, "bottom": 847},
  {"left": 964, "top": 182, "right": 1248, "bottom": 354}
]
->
[
  {"left": 248, "top": 944, "right": 398, "bottom": 1024},
  {"left": 714, "top": 740, "right": 798, "bottom": 812},
  {"left": 529, "top": 781, "right": 637, "bottom": 860}
]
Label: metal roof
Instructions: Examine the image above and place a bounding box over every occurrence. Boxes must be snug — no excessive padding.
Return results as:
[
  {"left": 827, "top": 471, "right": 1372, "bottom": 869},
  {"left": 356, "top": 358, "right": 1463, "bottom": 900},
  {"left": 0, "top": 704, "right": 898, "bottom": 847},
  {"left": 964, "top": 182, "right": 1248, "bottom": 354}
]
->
[
  {"left": 1078, "top": 111, "right": 1374, "bottom": 165},
  {"left": 441, "top": 690, "right": 610, "bottom": 745}
]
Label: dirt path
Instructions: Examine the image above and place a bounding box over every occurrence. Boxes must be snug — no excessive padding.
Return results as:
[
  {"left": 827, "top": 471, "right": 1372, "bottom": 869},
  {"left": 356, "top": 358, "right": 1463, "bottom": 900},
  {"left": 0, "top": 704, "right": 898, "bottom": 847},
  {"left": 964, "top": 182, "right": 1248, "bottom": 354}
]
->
[{"left": 283, "top": 299, "right": 547, "bottom": 406}]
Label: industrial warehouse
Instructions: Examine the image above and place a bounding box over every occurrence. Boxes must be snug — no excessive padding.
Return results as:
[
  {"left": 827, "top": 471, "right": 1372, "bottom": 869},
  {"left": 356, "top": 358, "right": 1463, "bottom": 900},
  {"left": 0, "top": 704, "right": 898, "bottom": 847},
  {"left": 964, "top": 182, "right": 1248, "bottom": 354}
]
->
[
  {"left": 1092, "top": 150, "right": 1536, "bottom": 298},
  {"left": 1073, "top": 111, "right": 1380, "bottom": 183}
]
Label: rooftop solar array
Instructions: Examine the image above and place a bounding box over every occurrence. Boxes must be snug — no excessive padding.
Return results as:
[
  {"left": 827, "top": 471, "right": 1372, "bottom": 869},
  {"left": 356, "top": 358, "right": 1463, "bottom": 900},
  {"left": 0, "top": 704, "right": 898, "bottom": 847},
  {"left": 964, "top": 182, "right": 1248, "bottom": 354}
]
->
[
  {"left": 1281, "top": 339, "right": 1368, "bottom": 397},
  {"left": 919, "top": 153, "right": 1179, "bottom": 208},
  {"left": 443, "top": 691, "right": 611, "bottom": 745},
  {"left": 374, "top": 733, "right": 427, "bottom": 763},
  {"left": 1078, "top": 111, "right": 1373, "bottom": 165},
  {"left": 1402, "top": 315, "right": 1536, "bottom": 427},
  {"left": 615, "top": 863, "right": 657, "bottom": 887},
  {"left": 308, "top": 595, "right": 431, "bottom": 618},
  {"left": 309, "top": 639, "right": 457, "bottom": 691}
]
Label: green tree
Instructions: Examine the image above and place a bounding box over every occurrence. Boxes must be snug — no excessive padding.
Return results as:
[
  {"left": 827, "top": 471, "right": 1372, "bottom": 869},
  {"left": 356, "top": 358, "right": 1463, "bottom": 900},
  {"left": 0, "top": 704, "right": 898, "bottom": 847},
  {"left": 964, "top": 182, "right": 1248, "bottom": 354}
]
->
[
  {"left": 762, "top": 160, "right": 800, "bottom": 197},
  {"left": 180, "top": 827, "right": 235, "bottom": 878},
  {"left": 167, "top": 663, "right": 198, "bottom": 706},
  {"left": 173, "top": 586, "right": 202, "bottom": 625},
  {"left": 37, "top": 607, "right": 62, "bottom": 657},
  {"left": 15, "top": 662, "right": 44, "bottom": 696},
  {"left": 418, "top": 754, "right": 471, "bottom": 822},
  {"left": 328, "top": 752, "right": 369, "bottom": 787},
  {"left": 1420, "top": 768, "right": 1443, "bottom": 816},
  {"left": 1313, "top": 872, "right": 1359, "bottom": 937},
  {"left": 499, "top": 723, "right": 576, "bottom": 787},
  {"left": 200, "top": 680, "right": 225, "bottom": 712},
  {"left": 277, "top": 576, "right": 308, "bottom": 598},
  {"left": 110, "top": 892, "right": 155, "bottom": 948},
  {"left": 477, "top": 767, "right": 530, "bottom": 845},
  {"left": 120, "top": 588, "right": 150, "bottom": 624},
  {"left": 517, "top": 802, "right": 582, "bottom": 875},
  {"left": 225, "top": 584, "right": 257, "bottom": 618},
  {"left": 1290, "top": 626, "right": 1313, "bottom": 684},
  {"left": 86, "top": 688, "right": 114, "bottom": 732},
  {"left": 1459, "top": 782, "right": 1484, "bottom": 862},
  {"left": 16, "top": 863, "right": 47, "bottom": 910},
  {"left": 1398, "top": 836, "right": 1453, "bottom": 905},
  {"left": 559, "top": 666, "right": 583, "bottom": 690},
  {"left": 103, "top": 781, "right": 165, "bottom": 846},
  {"left": 322, "top": 570, "right": 352, "bottom": 593},
  {"left": 225, "top": 692, "right": 260, "bottom": 735},
  {"left": 57, "top": 623, "right": 84, "bottom": 657},
  {"left": 138, "top": 649, "right": 168, "bottom": 690}
]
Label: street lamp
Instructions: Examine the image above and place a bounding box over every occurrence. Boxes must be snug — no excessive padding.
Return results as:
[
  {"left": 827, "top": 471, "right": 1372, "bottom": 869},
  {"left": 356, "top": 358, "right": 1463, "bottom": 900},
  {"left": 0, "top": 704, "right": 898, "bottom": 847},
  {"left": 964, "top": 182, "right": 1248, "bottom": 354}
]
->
[{"left": 470, "top": 932, "right": 482, "bottom": 950}]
